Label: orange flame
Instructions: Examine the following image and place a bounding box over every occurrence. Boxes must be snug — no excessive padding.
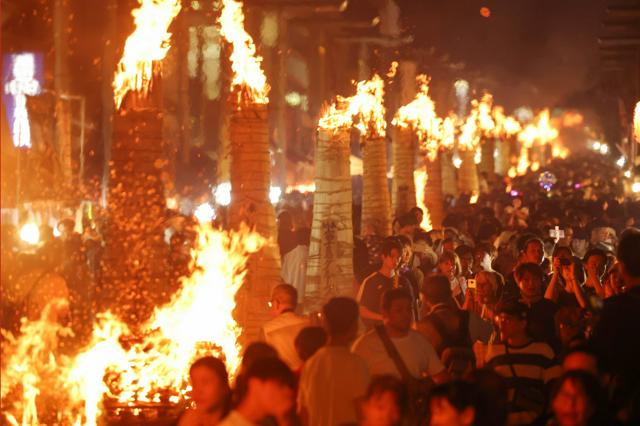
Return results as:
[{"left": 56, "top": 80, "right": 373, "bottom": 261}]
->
[
  {"left": 219, "top": 0, "right": 270, "bottom": 104},
  {"left": 413, "top": 168, "right": 433, "bottom": 231},
  {"left": 492, "top": 106, "right": 521, "bottom": 137},
  {"left": 1, "top": 225, "right": 263, "bottom": 425},
  {"left": 112, "top": 0, "right": 181, "bottom": 109},
  {"left": 318, "top": 74, "right": 386, "bottom": 138},
  {"left": 393, "top": 75, "right": 441, "bottom": 160}
]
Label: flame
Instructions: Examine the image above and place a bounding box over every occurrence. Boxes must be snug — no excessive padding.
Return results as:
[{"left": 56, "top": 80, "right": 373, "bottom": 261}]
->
[
  {"left": 470, "top": 193, "right": 479, "bottom": 204},
  {"left": 318, "top": 74, "right": 386, "bottom": 138},
  {"left": 112, "top": 0, "right": 181, "bottom": 108},
  {"left": 387, "top": 61, "right": 399, "bottom": 78},
  {"left": 413, "top": 168, "right": 432, "bottom": 231},
  {"left": 393, "top": 75, "right": 441, "bottom": 160},
  {"left": 458, "top": 110, "right": 479, "bottom": 151},
  {"left": 552, "top": 145, "right": 569, "bottom": 159},
  {"left": 634, "top": 101, "right": 640, "bottom": 143},
  {"left": 492, "top": 106, "right": 521, "bottom": 137},
  {"left": 476, "top": 94, "right": 495, "bottom": 135},
  {"left": 1, "top": 225, "right": 264, "bottom": 425},
  {"left": 516, "top": 146, "right": 530, "bottom": 175},
  {"left": 349, "top": 74, "right": 386, "bottom": 138},
  {"left": 286, "top": 182, "right": 316, "bottom": 193},
  {"left": 219, "top": 0, "right": 270, "bottom": 103}
]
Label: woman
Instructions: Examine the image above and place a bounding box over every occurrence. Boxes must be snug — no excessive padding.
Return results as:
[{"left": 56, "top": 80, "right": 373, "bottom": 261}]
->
[
  {"left": 179, "top": 356, "right": 231, "bottom": 426},
  {"left": 544, "top": 248, "right": 588, "bottom": 309},
  {"left": 547, "top": 371, "right": 611, "bottom": 426},
  {"left": 428, "top": 380, "right": 478, "bottom": 426},
  {"left": 464, "top": 271, "right": 502, "bottom": 323},
  {"left": 438, "top": 250, "right": 467, "bottom": 308}
]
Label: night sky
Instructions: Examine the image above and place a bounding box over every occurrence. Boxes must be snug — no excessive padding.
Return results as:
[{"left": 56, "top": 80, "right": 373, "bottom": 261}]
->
[{"left": 398, "top": 0, "right": 609, "bottom": 110}]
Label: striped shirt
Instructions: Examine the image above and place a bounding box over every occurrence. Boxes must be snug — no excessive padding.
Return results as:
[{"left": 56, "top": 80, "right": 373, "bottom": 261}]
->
[{"left": 485, "top": 341, "right": 562, "bottom": 425}]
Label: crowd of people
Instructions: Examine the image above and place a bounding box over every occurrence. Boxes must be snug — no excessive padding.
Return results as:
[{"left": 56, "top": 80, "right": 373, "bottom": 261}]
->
[{"left": 2, "top": 152, "right": 640, "bottom": 425}]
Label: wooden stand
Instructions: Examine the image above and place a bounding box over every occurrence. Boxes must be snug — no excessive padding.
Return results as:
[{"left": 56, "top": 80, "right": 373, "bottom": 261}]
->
[
  {"left": 392, "top": 126, "right": 417, "bottom": 217},
  {"left": 425, "top": 154, "right": 444, "bottom": 230},
  {"left": 362, "top": 136, "right": 392, "bottom": 236},
  {"left": 458, "top": 149, "right": 479, "bottom": 196}
]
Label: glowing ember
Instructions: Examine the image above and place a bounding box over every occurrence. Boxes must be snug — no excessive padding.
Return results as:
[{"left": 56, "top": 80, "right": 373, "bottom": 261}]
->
[
  {"left": 413, "top": 168, "right": 433, "bottom": 231},
  {"left": 112, "top": 0, "right": 181, "bottom": 108},
  {"left": 318, "top": 98, "right": 352, "bottom": 131},
  {"left": 286, "top": 182, "right": 316, "bottom": 193},
  {"left": 219, "top": 0, "right": 270, "bottom": 104},
  {"left": 1, "top": 225, "right": 263, "bottom": 425}
]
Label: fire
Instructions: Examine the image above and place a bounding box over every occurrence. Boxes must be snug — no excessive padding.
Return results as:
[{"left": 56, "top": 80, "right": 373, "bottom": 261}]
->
[
  {"left": 413, "top": 168, "right": 433, "bottom": 231},
  {"left": 219, "top": 0, "right": 270, "bottom": 104},
  {"left": 286, "top": 182, "right": 316, "bottom": 193},
  {"left": 492, "top": 106, "right": 521, "bottom": 137},
  {"left": 349, "top": 74, "right": 386, "bottom": 138},
  {"left": 458, "top": 110, "right": 479, "bottom": 151},
  {"left": 393, "top": 75, "right": 441, "bottom": 160},
  {"left": 1, "top": 225, "right": 263, "bottom": 425},
  {"left": 634, "top": 101, "right": 640, "bottom": 143},
  {"left": 476, "top": 94, "right": 495, "bottom": 135},
  {"left": 112, "top": 0, "right": 181, "bottom": 108},
  {"left": 318, "top": 74, "right": 386, "bottom": 138}
]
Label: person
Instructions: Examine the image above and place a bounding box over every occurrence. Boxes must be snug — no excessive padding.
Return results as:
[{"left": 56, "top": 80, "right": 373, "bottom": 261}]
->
[
  {"left": 416, "top": 276, "right": 477, "bottom": 378},
  {"left": 353, "top": 375, "right": 408, "bottom": 426},
  {"left": 357, "top": 238, "right": 416, "bottom": 329},
  {"left": 298, "top": 297, "right": 370, "bottom": 426},
  {"left": 548, "top": 371, "right": 611, "bottom": 426},
  {"left": 502, "top": 237, "right": 545, "bottom": 302},
  {"left": 591, "top": 228, "right": 640, "bottom": 421},
  {"left": 396, "top": 213, "right": 419, "bottom": 241},
  {"left": 179, "top": 356, "right": 231, "bottom": 426},
  {"left": 582, "top": 248, "right": 608, "bottom": 300},
  {"left": 259, "top": 284, "right": 310, "bottom": 370},
  {"left": 220, "top": 357, "right": 296, "bottom": 426},
  {"left": 466, "top": 369, "right": 508, "bottom": 426},
  {"left": 485, "top": 300, "right": 562, "bottom": 425},
  {"left": 437, "top": 250, "right": 467, "bottom": 308},
  {"left": 293, "top": 326, "right": 327, "bottom": 376},
  {"left": 396, "top": 235, "right": 422, "bottom": 319},
  {"left": 353, "top": 288, "right": 447, "bottom": 382},
  {"left": 544, "top": 247, "right": 588, "bottom": 309},
  {"left": 561, "top": 344, "right": 600, "bottom": 378},
  {"left": 428, "top": 380, "right": 477, "bottom": 426},
  {"left": 455, "top": 245, "right": 475, "bottom": 280},
  {"left": 463, "top": 270, "right": 502, "bottom": 324},
  {"left": 278, "top": 212, "right": 310, "bottom": 295},
  {"left": 514, "top": 262, "right": 559, "bottom": 350}
]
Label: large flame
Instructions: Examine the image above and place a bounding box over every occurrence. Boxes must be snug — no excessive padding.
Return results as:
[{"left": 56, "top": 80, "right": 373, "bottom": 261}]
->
[
  {"left": 393, "top": 75, "right": 441, "bottom": 160},
  {"left": 219, "top": 0, "right": 270, "bottom": 104},
  {"left": 492, "top": 106, "right": 521, "bottom": 137},
  {"left": 413, "top": 168, "right": 432, "bottom": 231},
  {"left": 476, "top": 94, "right": 495, "bottom": 135},
  {"left": 318, "top": 74, "right": 386, "bottom": 138},
  {"left": 112, "top": 0, "right": 181, "bottom": 109},
  {"left": 1, "top": 225, "right": 263, "bottom": 425}
]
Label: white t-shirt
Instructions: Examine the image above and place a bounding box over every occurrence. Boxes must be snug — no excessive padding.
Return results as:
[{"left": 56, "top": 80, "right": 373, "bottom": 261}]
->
[
  {"left": 260, "top": 312, "right": 310, "bottom": 370},
  {"left": 352, "top": 329, "right": 444, "bottom": 379},
  {"left": 298, "top": 346, "right": 370, "bottom": 426}
]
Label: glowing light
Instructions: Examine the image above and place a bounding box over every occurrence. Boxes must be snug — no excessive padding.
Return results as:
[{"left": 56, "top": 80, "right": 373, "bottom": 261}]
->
[
  {"left": 219, "top": 0, "right": 270, "bottom": 103},
  {"left": 286, "top": 182, "right": 316, "bottom": 193},
  {"left": 634, "top": 101, "right": 640, "bottom": 143},
  {"left": 474, "top": 148, "right": 482, "bottom": 164},
  {"left": 387, "top": 61, "right": 399, "bottom": 78},
  {"left": 269, "top": 186, "right": 282, "bottom": 205},
  {"left": 480, "top": 7, "right": 491, "bottom": 18},
  {"left": 624, "top": 170, "right": 632, "bottom": 178},
  {"left": 194, "top": 203, "right": 216, "bottom": 223},
  {"left": 166, "top": 196, "right": 178, "bottom": 210},
  {"left": 4, "top": 53, "right": 41, "bottom": 148},
  {"left": 413, "top": 168, "right": 432, "bottom": 231},
  {"left": 112, "top": 0, "right": 181, "bottom": 108},
  {"left": 19, "top": 222, "right": 40, "bottom": 245},
  {"left": 214, "top": 182, "right": 232, "bottom": 206},
  {"left": 452, "top": 152, "right": 462, "bottom": 169},
  {"left": 599, "top": 144, "right": 609, "bottom": 155},
  {"left": 632, "top": 182, "right": 640, "bottom": 193},
  {"left": 470, "top": 193, "right": 479, "bottom": 204}
]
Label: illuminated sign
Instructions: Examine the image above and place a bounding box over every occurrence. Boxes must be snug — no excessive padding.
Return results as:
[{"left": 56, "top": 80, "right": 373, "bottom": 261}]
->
[{"left": 2, "top": 52, "right": 43, "bottom": 148}]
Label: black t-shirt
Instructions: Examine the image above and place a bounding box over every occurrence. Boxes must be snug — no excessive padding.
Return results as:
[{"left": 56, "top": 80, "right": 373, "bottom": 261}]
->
[
  {"left": 357, "top": 271, "right": 414, "bottom": 328},
  {"left": 526, "top": 298, "right": 559, "bottom": 352}
]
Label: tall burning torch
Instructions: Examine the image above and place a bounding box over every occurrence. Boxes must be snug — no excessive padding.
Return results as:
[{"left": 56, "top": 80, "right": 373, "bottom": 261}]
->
[{"left": 102, "top": 0, "right": 181, "bottom": 324}]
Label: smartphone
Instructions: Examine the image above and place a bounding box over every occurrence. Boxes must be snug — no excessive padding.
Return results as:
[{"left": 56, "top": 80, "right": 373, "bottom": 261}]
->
[{"left": 467, "top": 279, "right": 477, "bottom": 289}]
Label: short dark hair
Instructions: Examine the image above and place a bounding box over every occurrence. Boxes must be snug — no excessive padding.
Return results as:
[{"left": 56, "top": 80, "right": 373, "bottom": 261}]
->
[
  {"left": 514, "top": 262, "right": 544, "bottom": 283},
  {"left": 523, "top": 237, "right": 544, "bottom": 252},
  {"left": 429, "top": 380, "right": 477, "bottom": 414},
  {"left": 583, "top": 248, "right": 607, "bottom": 264},
  {"left": 380, "top": 237, "right": 403, "bottom": 257},
  {"left": 398, "top": 213, "right": 419, "bottom": 228},
  {"left": 235, "top": 357, "right": 296, "bottom": 402},
  {"left": 190, "top": 356, "right": 229, "bottom": 387},
  {"left": 455, "top": 244, "right": 474, "bottom": 258},
  {"left": 242, "top": 342, "right": 278, "bottom": 370},
  {"left": 552, "top": 245, "right": 572, "bottom": 259},
  {"left": 295, "top": 326, "right": 327, "bottom": 361},
  {"left": 381, "top": 288, "right": 413, "bottom": 312},
  {"left": 617, "top": 228, "right": 640, "bottom": 278},
  {"left": 364, "top": 375, "right": 408, "bottom": 413},
  {"left": 271, "top": 284, "right": 298, "bottom": 308},
  {"left": 323, "top": 297, "right": 359, "bottom": 336},
  {"left": 422, "top": 274, "right": 453, "bottom": 305}
]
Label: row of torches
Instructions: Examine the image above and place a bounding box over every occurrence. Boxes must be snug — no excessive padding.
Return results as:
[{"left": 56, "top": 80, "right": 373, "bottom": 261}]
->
[{"left": 0, "top": 0, "right": 572, "bottom": 425}]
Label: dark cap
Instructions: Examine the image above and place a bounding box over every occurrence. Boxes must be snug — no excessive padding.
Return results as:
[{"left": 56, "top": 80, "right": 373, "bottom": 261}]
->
[{"left": 496, "top": 300, "right": 528, "bottom": 320}]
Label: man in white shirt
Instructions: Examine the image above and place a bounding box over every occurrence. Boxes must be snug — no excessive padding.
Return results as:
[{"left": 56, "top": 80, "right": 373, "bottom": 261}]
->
[
  {"left": 298, "top": 297, "right": 370, "bottom": 426},
  {"left": 259, "top": 284, "right": 309, "bottom": 370},
  {"left": 219, "top": 357, "right": 296, "bottom": 426},
  {"left": 352, "top": 288, "right": 448, "bottom": 383}
]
